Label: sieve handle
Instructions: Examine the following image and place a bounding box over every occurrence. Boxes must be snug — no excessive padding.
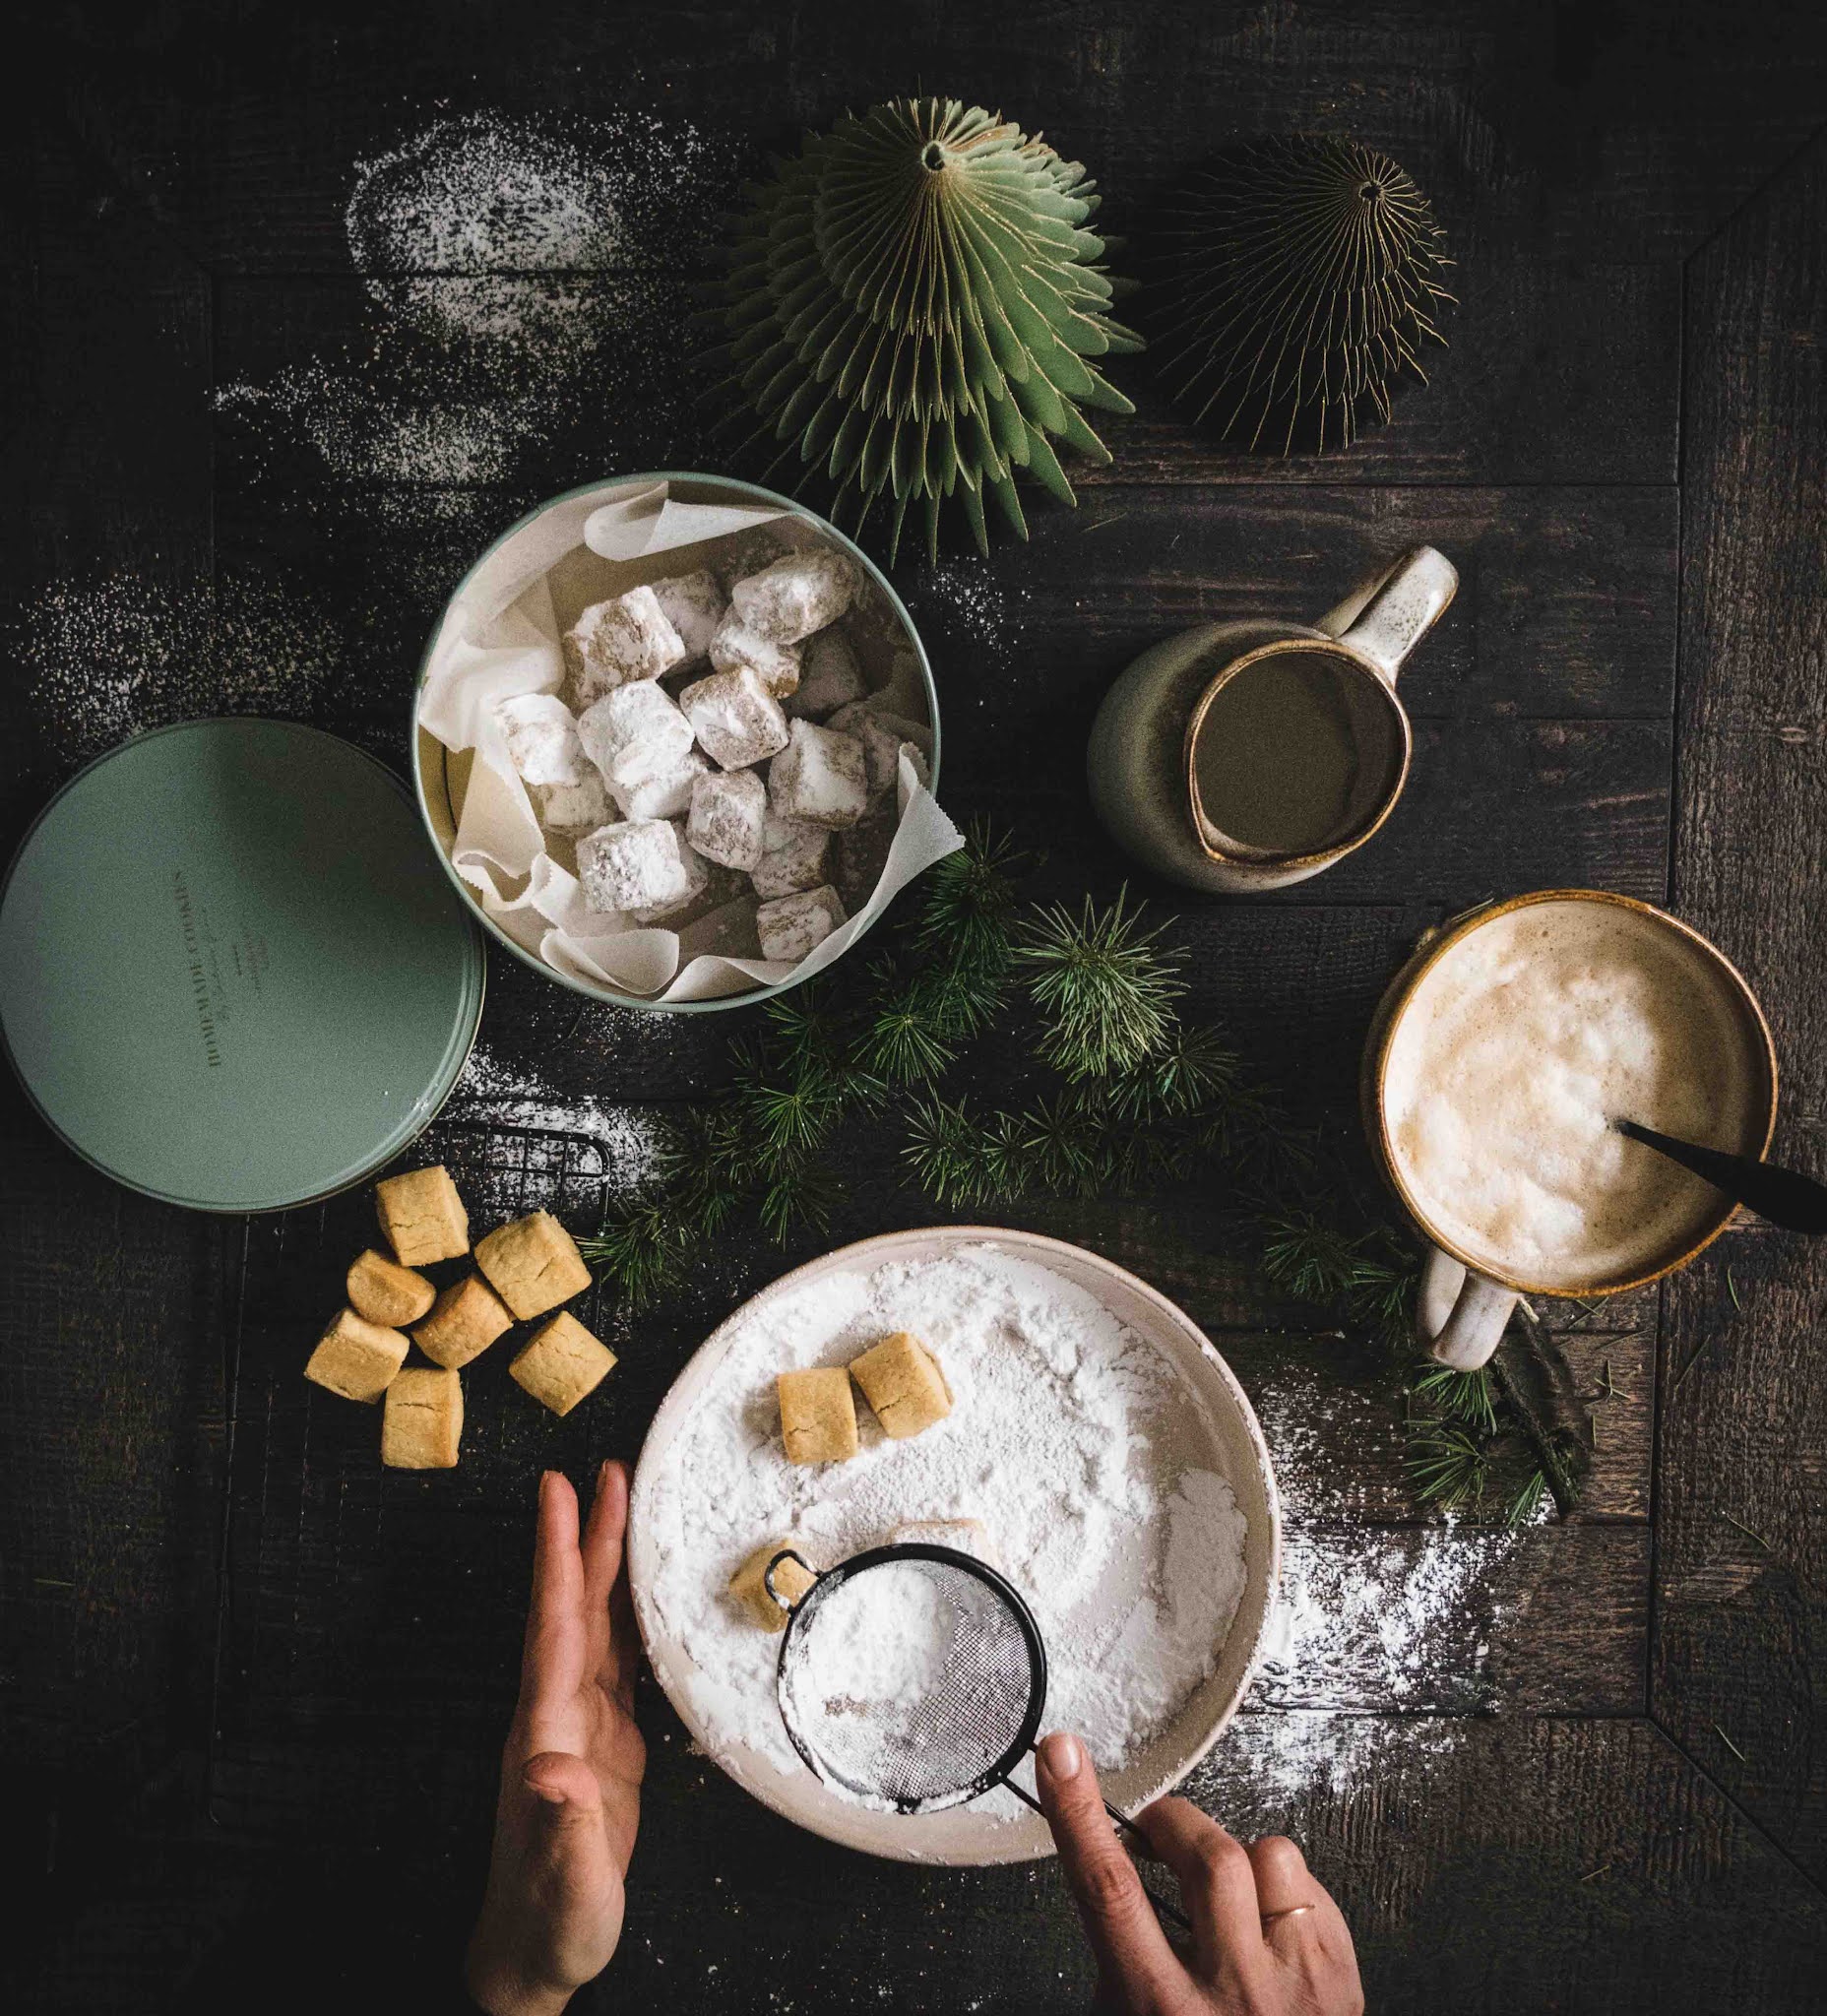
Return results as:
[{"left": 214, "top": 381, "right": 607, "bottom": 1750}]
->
[
  {"left": 1008, "top": 1765, "right": 1193, "bottom": 1932},
  {"left": 763, "top": 1547, "right": 818, "bottom": 1616}
]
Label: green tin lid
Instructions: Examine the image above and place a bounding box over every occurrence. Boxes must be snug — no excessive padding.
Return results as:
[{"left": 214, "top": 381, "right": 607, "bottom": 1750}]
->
[{"left": 1, "top": 720, "right": 485, "bottom": 1213}]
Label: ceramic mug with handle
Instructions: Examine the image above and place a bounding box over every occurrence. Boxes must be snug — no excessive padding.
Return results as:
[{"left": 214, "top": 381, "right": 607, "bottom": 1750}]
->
[
  {"left": 1086, "top": 545, "right": 1459, "bottom": 895},
  {"left": 1360, "top": 890, "right": 1779, "bottom": 1369}
]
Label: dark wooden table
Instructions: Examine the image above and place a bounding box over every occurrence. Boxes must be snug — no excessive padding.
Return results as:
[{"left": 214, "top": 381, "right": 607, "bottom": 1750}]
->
[{"left": 7, "top": 6, "right": 1827, "bottom": 2010}]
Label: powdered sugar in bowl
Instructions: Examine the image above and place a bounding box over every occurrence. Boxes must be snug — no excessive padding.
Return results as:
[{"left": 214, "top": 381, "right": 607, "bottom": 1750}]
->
[
  {"left": 627, "top": 1227, "right": 1282, "bottom": 1865},
  {"left": 411, "top": 472, "right": 956, "bottom": 1012}
]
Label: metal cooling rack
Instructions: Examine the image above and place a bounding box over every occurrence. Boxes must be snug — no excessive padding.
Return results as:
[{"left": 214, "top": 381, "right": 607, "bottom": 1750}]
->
[{"left": 207, "top": 1117, "right": 621, "bottom": 1837}]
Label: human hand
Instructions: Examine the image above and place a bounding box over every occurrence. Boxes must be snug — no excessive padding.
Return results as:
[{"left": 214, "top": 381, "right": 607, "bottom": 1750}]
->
[
  {"left": 465, "top": 1463, "right": 647, "bottom": 2016},
  {"left": 1036, "top": 1732, "right": 1362, "bottom": 2016}
]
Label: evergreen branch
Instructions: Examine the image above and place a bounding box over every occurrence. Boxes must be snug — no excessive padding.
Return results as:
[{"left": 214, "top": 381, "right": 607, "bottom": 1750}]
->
[
  {"left": 1018, "top": 1088, "right": 1112, "bottom": 1198},
  {"left": 1404, "top": 1421, "right": 1489, "bottom": 1512},
  {"left": 1410, "top": 1364, "right": 1499, "bottom": 1435},
  {"left": 902, "top": 1091, "right": 993, "bottom": 1209},
  {"left": 1017, "top": 889, "right": 1186, "bottom": 1080}
]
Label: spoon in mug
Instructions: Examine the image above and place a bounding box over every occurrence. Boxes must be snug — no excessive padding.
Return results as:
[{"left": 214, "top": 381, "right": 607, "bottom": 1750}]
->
[{"left": 1611, "top": 1118, "right": 1827, "bottom": 1233}]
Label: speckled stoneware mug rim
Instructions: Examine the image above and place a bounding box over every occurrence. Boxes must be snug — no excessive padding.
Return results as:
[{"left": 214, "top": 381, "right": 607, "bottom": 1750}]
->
[
  {"left": 1361, "top": 887, "right": 1781, "bottom": 1298},
  {"left": 1180, "top": 630, "right": 1414, "bottom": 871},
  {"left": 410, "top": 471, "right": 941, "bottom": 1015}
]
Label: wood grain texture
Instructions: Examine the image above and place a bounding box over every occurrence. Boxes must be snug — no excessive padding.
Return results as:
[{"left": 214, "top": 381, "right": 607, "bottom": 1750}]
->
[
  {"left": 1655, "top": 130, "right": 1827, "bottom": 1887},
  {"left": 10, "top": 5, "right": 1827, "bottom": 2010}
]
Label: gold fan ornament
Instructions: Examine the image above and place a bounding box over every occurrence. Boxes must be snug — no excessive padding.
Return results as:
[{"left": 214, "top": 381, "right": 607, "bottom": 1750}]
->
[
  {"left": 1146, "top": 135, "right": 1453, "bottom": 454},
  {"left": 706, "top": 97, "right": 1143, "bottom": 560}
]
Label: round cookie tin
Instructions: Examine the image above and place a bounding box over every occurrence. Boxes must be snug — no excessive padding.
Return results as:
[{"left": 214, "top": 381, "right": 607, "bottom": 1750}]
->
[{"left": 0, "top": 720, "right": 485, "bottom": 1213}]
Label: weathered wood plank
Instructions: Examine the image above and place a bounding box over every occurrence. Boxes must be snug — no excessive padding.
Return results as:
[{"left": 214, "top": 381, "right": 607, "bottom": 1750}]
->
[
  {"left": 45, "top": 2, "right": 1827, "bottom": 270},
  {"left": 943, "top": 723, "right": 1673, "bottom": 909},
  {"left": 2, "top": 115, "right": 213, "bottom": 830},
  {"left": 1655, "top": 131, "right": 1827, "bottom": 1885},
  {"left": 900, "top": 482, "right": 1678, "bottom": 720},
  {"left": 0, "top": 1131, "right": 229, "bottom": 1867}
]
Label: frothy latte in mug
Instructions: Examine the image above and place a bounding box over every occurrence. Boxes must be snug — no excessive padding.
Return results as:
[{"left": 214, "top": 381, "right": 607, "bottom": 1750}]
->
[{"left": 1383, "top": 900, "right": 1765, "bottom": 1290}]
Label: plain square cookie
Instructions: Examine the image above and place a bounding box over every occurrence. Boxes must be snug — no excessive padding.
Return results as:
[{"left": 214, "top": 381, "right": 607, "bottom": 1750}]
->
[
  {"left": 475, "top": 1211, "right": 593, "bottom": 1320},
  {"left": 345, "top": 1249, "right": 435, "bottom": 1328},
  {"left": 374, "top": 1165, "right": 470, "bottom": 1267},
  {"left": 850, "top": 1332, "right": 952, "bottom": 1440},
  {"left": 305, "top": 1308, "right": 410, "bottom": 1404},
  {"left": 510, "top": 1310, "right": 618, "bottom": 1417},
  {"left": 381, "top": 1366, "right": 464, "bottom": 1469},
  {"left": 412, "top": 1274, "right": 515, "bottom": 1369},
  {"left": 777, "top": 1366, "right": 858, "bottom": 1465}
]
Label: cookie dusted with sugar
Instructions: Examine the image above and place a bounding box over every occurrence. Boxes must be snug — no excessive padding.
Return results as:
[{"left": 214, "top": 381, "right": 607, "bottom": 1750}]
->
[
  {"left": 756, "top": 885, "right": 846, "bottom": 963},
  {"left": 777, "top": 1366, "right": 858, "bottom": 1465},
  {"left": 679, "top": 664, "right": 790, "bottom": 771},
  {"left": 564, "top": 586, "right": 686, "bottom": 705},
  {"left": 375, "top": 1165, "right": 469, "bottom": 1267},
  {"left": 850, "top": 1331, "right": 952, "bottom": 1439},
  {"left": 785, "top": 629, "right": 867, "bottom": 720},
  {"left": 708, "top": 612, "right": 802, "bottom": 698},
  {"left": 578, "top": 680, "right": 694, "bottom": 795},
  {"left": 728, "top": 1538, "right": 819, "bottom": 1631},
  {"left": 610, "top": 749, "right": 710, "bottom": 823},
  {"left": 768, "top": 719, "right": 868, "bottom": 829},
  {"left": 577, "top": 817, "right": 703, "bottom": 917},
  {"left": 748, "top": 813, "right": 831, "bottom": 900},
  {"left": 729, "top": 546, "right": 860, "bottom": 643},
  {"left": 533, "top": 771, "right": 614, "bottom": 836},
  {"left": 496, "top": 692, "right": 589, "bottom": 787},
  {"left": 651, "top": 569, "right": 726, "bottom": 668},
  {"left": 475, "top": 1210, "right": 593, "bottom": 1320},
  {"left": 687, "top": 767, "right": 767, "bottom": 871},
  {"left": 890, "top": 1518, "right": 1000, "bottom": 1568}
]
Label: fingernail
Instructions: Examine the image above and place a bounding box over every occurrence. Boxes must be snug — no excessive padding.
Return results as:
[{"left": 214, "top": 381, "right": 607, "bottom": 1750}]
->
[{"left": 1039, "top": 1732, "right": 1082, "bottom": 1783}]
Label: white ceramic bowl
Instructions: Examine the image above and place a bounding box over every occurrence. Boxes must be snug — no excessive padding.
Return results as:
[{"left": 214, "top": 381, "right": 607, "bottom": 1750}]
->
[
  {"left": 627, "top": 1227, "right": 1282, "bottom": 1865},
  {"left": 411, "top": 472, "right": 940, "bottom": 1015}
]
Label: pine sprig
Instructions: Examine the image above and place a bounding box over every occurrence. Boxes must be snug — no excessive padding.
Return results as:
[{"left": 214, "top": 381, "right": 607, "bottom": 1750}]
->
[
  {"left": 1405, "top": 1421, "right": 1490, "bottom": 1512},
  {"left": 1017, "top": 890, "right": 1186, "bottom": 1080},
  {"left": 581, "top": 819, "right": 1579, "bottom": 1529}
]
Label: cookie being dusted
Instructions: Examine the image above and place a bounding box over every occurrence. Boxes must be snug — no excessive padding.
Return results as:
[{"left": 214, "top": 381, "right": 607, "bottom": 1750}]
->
[{"left": 728, "top": 1537, "right": 819, "bottom": 1631}]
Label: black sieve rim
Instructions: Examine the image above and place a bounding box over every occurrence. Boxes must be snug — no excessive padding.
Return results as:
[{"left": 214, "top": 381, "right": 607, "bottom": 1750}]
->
[{"left": 773, "top": 1543, "right": 1050, "bottom": 1814}]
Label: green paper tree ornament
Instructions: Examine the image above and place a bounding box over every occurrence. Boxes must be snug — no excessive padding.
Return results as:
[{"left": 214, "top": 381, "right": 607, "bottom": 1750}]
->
[
  {"left": 706, "top": 97, "right": 1144, "bottom": 561},
  {"left": 1146, "top": 135, "right": 1454, "bottom": 455}
]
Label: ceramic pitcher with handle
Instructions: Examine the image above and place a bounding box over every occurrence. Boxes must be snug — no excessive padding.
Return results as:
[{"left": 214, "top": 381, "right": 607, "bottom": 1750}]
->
[{"left": 1086, "top": 546, "right": 1458, "bottom": 894}]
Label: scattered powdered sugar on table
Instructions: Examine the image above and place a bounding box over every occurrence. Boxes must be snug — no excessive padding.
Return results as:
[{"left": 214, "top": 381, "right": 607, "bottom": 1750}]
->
[
  {"left": 214, "top": 109, "right": 739, "bottom": 489},
  {"left": 346, "top": 112, "right": 633, "bottom": 273},
  {"left": 450, "top": 1041, "right": 662, "bottom": 1207},
  {"left": 1199, "top": 1710, "right": 1471, "bottom": 1837},
  {"left": 17, "top": 571, "right": 343, "bottom": 762},
  {"left": 641, "top": 1243, "right": 1250, "bottom": 1807},
  {"left": 1186, "top": 1520, "right": 1520, "bottom": 1827}
]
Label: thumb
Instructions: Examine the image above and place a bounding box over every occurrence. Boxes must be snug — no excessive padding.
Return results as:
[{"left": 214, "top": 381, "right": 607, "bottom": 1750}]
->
[
  {"left": 1036, "top": 1732, "right": 1181, "bottom": 2004},
  {"left": 521, "top": 1750, "right": 603, "bottom": 1825}
]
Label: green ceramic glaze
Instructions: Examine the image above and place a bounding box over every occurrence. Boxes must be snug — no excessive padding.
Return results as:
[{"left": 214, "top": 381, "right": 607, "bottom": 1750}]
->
[{"left": 0, "top": 720, "right": 484, "bottom": 1212}]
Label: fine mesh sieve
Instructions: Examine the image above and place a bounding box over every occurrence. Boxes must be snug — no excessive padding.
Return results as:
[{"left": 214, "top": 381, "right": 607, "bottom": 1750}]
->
[{"left": 767, "top": 1542, "right": 1189, "bottom": 1926}]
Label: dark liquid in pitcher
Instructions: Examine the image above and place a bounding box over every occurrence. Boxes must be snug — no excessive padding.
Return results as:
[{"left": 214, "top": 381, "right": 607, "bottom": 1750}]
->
[{"left": 1193, "top": 652, "right": 1366, "bottom": 853}]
